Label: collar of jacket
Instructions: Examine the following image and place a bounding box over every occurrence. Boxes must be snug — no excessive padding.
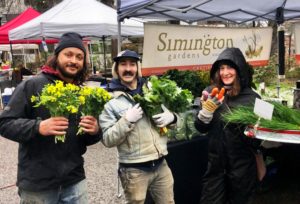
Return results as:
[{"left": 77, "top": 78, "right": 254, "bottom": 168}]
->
[{"left": 41, "top": 65, "right": 80, "bottom": 85}]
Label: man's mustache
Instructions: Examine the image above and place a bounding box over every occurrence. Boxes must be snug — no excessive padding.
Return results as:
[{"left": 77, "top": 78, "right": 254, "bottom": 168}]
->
[
  {"left": 66, "top": 63, "right": 78, "bottom": 68},
  {"left": 122, "top": 71, "right": 134, "bottom": 76}
]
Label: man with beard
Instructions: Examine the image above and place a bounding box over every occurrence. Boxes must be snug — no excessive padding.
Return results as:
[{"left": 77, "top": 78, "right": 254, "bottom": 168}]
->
[
  {"left": 0, "top": 32, "right": 101, "bottom": 204},
  {"left": 99, "top": 50, "right": 180, "bottom": 204}
]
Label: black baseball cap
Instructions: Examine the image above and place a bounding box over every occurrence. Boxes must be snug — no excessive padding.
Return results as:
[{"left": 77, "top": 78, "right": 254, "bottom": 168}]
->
[{"left": 113, "top": 50, "right": 140, "bottom": 62}]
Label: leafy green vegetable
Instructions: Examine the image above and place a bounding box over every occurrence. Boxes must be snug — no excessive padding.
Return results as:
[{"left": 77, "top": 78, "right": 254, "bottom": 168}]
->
[{"left": 134, "top": 76, "right": 194, "bottom": 118}]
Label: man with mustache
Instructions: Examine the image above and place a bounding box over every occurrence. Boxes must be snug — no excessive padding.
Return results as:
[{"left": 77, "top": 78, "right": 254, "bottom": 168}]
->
[
  {"left": 0, "top": 32, "right": 101, "bottom": 204},
  {"left": 99, "top": 50, "right": 180, "bottom": 204}
]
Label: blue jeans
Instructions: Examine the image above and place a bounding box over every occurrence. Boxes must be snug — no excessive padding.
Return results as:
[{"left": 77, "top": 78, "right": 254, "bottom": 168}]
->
[{"left": 19, "top": 179, "right": 88, "bottom": 204}]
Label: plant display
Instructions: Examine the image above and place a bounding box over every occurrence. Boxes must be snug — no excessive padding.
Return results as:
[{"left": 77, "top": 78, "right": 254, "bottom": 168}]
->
[
  {"left": 223, "top": 101, "right": 300, "bottom": 130},
  {"left": 162, "top": 69, "right": 210, "bottom": 97}
]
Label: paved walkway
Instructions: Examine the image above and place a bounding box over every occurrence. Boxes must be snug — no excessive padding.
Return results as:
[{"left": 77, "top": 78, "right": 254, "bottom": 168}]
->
[{"left": 0, "top": 137, "right": 125, "bottom": 204}]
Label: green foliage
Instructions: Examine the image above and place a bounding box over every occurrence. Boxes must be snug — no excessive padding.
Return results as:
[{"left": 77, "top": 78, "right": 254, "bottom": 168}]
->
[
  {"left": 285, "top": 57, "right": 300, "bottom": 79},
  {"left": 253, "top": 55, "right": 277, "bottom": 85},
  {"left": 162, "top": 69, "right": 210, "bottom": 97},
  {"left": 133, "top": 76, "right": 193, "bottom": 117},
  {"left": 223, "top": 102, "right": 300, "bottom": 130}
]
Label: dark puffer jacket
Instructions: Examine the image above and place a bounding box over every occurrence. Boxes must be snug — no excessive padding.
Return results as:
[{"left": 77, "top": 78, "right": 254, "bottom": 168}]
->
[
  {"left": 195, "top": 48, "right": 260, "bottom": 204},
  {"left": 0, "top": 72, "right": 101, "bottom": 191}
]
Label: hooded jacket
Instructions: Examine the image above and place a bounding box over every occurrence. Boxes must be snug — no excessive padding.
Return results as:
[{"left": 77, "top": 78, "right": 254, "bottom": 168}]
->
[
  {"left": 99, "top": 78, "right": 181, "bottom": 163},
  {"left": 0, "top": 70, "right": 101, "bottom": 191},
  {"left": 195, "top": 48, "right": 260, "bottom": 204}
]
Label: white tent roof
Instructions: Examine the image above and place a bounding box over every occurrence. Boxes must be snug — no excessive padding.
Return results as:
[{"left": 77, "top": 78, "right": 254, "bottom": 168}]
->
[
  {"left": 118, "top": 0, "right": 300, "bottom": 24},
  {"left": 0, "top": 44, "right": 38, "bottom": 51},
  {"left": 9, "top": 0, "right": 144, "bottom": 41}
]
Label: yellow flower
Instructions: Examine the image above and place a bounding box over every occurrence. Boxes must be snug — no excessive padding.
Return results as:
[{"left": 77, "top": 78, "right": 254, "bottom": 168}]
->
[
  {"left": 79, "top": 96, "right": 85, "bottom": 104},
  {"left": 31, "top": 95, "right": 37, "bottom": 103}
]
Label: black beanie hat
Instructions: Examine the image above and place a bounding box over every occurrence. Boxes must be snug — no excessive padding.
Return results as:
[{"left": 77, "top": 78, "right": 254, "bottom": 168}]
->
[{"left": 54, "top": 32, "right": 86, "bottom": 56}]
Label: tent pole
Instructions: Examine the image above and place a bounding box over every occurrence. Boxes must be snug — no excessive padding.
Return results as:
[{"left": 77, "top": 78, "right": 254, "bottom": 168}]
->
[
  {"left": 276, "top": 7, "right": 285, "bottom": 98},
  {"left": 117, "top": 21, "right": 121, "bottom": 53},
  {"left": 102, "top": 36, "right": 107, "bottom": 76},
  {"left": 9, "top": 41, "right": 14, "bottom": 67},
  {"left": 117, "top": 0, "right": 121, "bottom": 53},
  {"left": 89, "top": 43, "right": 95, "bottom": 74}
]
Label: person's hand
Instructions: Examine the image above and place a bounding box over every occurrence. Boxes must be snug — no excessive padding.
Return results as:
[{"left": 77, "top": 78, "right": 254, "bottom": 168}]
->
[
  {"left": 152, "top": 104, "right": 175, "bottom": 127},
  {"left": 198, "top": 88, "right": 225, "bottom": 124},
  {"left": 79, "top": 115, "right": 100, "bottom": 135},
  {"left": 125, "top": 103, "right": 143, "bottom": 123},
  {"left": 39, "top": 117, "right": 69, "bottom": 136}
]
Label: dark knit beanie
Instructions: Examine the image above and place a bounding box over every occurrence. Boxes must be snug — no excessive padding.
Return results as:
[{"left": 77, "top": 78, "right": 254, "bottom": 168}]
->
[{"left": 54, "top": 32, "right": 86, "bottom": 56}]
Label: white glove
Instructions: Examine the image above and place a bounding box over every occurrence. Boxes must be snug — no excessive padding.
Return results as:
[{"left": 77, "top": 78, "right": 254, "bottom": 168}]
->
[
  {"left": 125, "top": 103, "right": 143, "bottom": 123},
  {"left": 152, "top": 104, "right": 175, "bottom": 127}
]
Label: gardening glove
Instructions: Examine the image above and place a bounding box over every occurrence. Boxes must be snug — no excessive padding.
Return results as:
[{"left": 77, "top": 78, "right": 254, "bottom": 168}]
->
[
  {"left": 198, "top": 96, "right": 222, "bottom": 124},
  {"left": 152, "top": 104, "right": 175, "bottom": 127},
  {"left": 200, "top": 90, "right": 209, "bottom": 106},
  {"left": 125, "top": 103, "right": 143, "bottom": 123}
]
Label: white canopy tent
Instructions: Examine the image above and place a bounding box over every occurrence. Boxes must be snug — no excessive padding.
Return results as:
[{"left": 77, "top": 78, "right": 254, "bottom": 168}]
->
[
  {"left": 9, "top": 0, "right": 144, "bottom": 74},
  {"left": 0, "top": 44, "right": 38, "bottom": 51},
  {"left": 9, "top": 0, "right": 144, "bottom": 40}
]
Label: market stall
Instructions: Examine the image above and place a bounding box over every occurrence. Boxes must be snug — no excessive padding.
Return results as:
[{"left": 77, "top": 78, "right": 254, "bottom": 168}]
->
[{"left": 116, "top": 1, "right": 300, "bottom": 203}]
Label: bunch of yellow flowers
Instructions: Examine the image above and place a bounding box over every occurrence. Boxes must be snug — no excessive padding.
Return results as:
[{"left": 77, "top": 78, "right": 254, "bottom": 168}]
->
[
  {"left": 31, "top": 81, "right": 81, "bottom": 143},
  {"left": 77, "top": 86, "right": 111, "bottom": 135},
  {"left": 31, "top": 81, "right": 112, "bottom": 142}
]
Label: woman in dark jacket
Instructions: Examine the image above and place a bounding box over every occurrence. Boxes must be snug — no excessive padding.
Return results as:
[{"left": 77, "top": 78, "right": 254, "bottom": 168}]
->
[{"left": 195, "top": 47, "right": 261, "bottom": 204}]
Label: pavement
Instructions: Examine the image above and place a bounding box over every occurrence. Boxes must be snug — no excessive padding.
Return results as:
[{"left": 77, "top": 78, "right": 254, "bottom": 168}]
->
[{"left": 0, "top": 137, "right": 125, "bottom": 204}]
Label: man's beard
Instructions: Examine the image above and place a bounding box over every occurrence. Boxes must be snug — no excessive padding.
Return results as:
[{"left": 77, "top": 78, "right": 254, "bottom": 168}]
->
[{"left": 56, "top": 62, "right": 83, "bottom": 79}]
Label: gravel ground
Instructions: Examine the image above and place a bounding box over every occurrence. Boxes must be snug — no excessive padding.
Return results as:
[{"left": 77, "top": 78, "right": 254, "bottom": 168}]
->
[{"left": 0, "top": 137, "right": 125, "bottom": 204}]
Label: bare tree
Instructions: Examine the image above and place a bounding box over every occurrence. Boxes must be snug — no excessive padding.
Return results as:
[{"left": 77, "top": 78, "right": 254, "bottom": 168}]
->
[
  {"left": 23, "top": 0, "right": 115, "bottom": 12},
  {"left": 24, "top": 0, "right": 62, "bottom": 12}
]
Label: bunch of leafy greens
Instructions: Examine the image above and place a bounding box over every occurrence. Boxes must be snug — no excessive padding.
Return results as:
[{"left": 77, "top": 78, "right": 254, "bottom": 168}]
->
[
  {"left": 223, "top": 101, "right": 300, "bottom": 130},
  {"left": 133, "top": 76, "right": 194, "bottom": 118}
]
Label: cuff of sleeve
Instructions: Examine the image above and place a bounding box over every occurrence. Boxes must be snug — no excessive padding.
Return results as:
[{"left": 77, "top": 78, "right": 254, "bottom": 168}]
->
[
  {"left": 35, "top": 118, "right": 42, "bottom": 137},
  {"left": 171, "top": 113, "right": 177, "bottom": 124},
  {"left": 198, "top": 110, "right": 213, "bottom": 124}
]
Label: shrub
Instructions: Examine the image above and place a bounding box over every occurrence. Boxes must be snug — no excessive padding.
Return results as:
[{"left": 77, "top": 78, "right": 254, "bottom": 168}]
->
[
  {"left": 253, "top": 55, "right": 277, "bottom": 85},
  {"left": 162, "top": 69, "right": 210, "bottom": 97}
]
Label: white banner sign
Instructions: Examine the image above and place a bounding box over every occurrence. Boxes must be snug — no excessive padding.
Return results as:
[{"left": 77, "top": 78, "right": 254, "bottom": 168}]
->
[{"left": 142, "top": 24, "right": 272, "bottom": 76}]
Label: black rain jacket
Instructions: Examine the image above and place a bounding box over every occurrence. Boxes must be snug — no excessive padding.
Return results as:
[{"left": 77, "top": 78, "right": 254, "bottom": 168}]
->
[{"left": 195, "top": 48, "right": 261, "bottom": 204}]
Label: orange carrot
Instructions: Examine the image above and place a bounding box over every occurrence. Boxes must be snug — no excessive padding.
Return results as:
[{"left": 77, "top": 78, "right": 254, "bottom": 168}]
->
[
  {"left": 210, "top": 87, "right": 219, "bottom": 97},
  {"left": 217, "top": 87, "right": 225, "bottom": 100}
]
